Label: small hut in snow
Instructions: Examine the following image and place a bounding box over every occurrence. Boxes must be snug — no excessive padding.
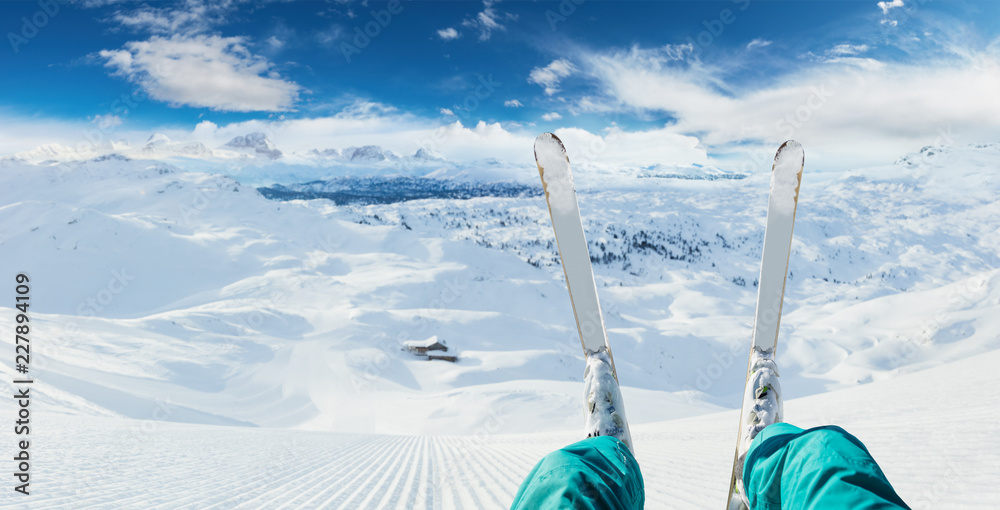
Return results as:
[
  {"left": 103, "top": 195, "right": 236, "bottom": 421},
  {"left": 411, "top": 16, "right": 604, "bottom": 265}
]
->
[{"left": 403, "top": 336, "right": 448, "bottom": 356}]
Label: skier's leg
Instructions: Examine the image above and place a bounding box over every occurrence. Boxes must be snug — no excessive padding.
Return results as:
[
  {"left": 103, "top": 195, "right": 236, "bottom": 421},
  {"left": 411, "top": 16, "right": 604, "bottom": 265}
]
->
[
  {"left": 742, "top": 423, "right": 909, "bottom": 509},
  {"left": 510, "top": 435, "right": 644, "bottom": 510}
]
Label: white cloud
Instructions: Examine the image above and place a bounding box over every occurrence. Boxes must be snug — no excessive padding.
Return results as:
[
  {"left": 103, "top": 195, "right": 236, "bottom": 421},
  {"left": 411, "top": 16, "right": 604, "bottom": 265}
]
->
[
  {"left": 581, "top": 42, "right": 1000, "bottom": 170},
  {"left": 552, "top": 125, "right": 707, "bottom": 170},
  {"left": 180, "top": 113, "right": 540, "bottom": 167},
  {"left": 99, "top": 35, "right": 301, "bottom": 112},
  {"left": 823, "top": 57, "right": 885, "bottom": 71},
  {"left": 92, "top": 114, "right": 123, "bottom": 129},
  {"left": 336, "top": 101, "right": 398, "bottom": 119},
  {"left": 541, "top": 112, "right": 562, "bottom": 121},
  {"left": 109, "top": 1, "right": 233, "bottom": 35},
  {"left": 315, "top": 25, "right": 344, "bottom": 47},
  {"left": 266, "top": 36, "right": 285, "bottom": 49},
  {"left": 746, "top": 39, "right": 772, "bottom": 50},
  {"left": 878, "top": 0, "right": 904, "bottom": 15},
  {"left": 504, "top": 99, "right": 523, "bottom": 108},
  {"left": 528, "top": 59, "right": 576, "bottom": 96},
  {"left": 827, "top": 43, "right": 870, "bottom": 56},
  {"left": 437, "top": 27, "right": 459, "bottom": 40},
  {"left": 190, "top": 112, "right": 708, "bottom": 172},
  {"left": 822, "top": 45, "right": 880, "bottom": 70},
  {"left": 877, "top": 0, "right": 905, "bottom": 27},
  {"left": 439, "top": 108, "right": 455, "bottom": 116},
  {"left": 80, "top": 0, "right": 134, "bottom": 6},
  {"left": 461, "top": 0, "right": 515, "bottom": 41},
  {"left": 193, "top": 120, "right": 219, "bottom": 138},
  {"left": 0, "top": 94, "right": 712, "bottom": 176}
]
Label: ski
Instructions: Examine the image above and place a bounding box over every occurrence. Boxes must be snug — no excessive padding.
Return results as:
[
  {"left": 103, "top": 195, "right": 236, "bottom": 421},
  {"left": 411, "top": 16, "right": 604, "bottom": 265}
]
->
[
  {"left": 534, "top": 132, "right": 633, "bottom": 449},
  {"left": 726, "top": 140, "right": 805, "bottom": 509}
]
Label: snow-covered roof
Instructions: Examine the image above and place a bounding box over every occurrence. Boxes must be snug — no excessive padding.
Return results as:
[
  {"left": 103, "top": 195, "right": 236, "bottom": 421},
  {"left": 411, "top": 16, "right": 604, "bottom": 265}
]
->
[{"left": 403, "top": 336, "right": 446, "bottom": 348}]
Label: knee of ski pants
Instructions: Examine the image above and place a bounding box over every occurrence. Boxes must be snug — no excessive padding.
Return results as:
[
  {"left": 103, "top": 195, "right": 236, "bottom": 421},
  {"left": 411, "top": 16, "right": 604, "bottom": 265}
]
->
[
  {"left": 510, "top": 436, "right": 644, "bottom": 510},
  {"left": 743, "top": 424, "right": 908, "bottom": 510}
]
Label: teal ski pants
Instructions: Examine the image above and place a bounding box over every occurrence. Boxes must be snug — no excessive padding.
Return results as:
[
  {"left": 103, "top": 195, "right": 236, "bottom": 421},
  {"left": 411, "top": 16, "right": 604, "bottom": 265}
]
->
[{"left": 511, "top": 424, "right": 908, "bottom": 509}]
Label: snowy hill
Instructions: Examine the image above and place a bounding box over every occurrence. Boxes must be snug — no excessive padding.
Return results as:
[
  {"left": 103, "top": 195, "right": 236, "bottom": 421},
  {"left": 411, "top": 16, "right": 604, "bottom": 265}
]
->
[{"left": 0, "top": 140, "right": 997, "bottom": 507}]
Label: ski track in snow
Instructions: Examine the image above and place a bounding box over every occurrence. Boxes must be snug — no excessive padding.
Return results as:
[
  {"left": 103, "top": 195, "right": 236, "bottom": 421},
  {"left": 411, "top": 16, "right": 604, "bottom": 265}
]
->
[{"left": 2, "top": 347, "right": 996, "bottom": 509}]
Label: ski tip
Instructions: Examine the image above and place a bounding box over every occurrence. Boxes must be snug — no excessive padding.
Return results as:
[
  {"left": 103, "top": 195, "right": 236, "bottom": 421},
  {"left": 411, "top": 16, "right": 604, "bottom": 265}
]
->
[
  {"left": 776, "top": 140, "right": 805, "bottom": 166},
  {"left": 534, "top": 132, "right": 567, "bottom": 164}
]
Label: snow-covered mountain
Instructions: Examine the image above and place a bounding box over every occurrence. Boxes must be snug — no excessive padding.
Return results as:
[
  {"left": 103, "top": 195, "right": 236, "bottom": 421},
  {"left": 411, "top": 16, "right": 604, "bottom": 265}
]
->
[
  {"left": 223, "top": 132, "right": 283, "bottom": 159},
  {"left": 142, "top": 132, "right": 214, "bottom": 157},
  {"left": 11, "top": 140, "right": 132, "bottom": 163},
  {"left": 0, "top": 140, "right": 997, "bottom": 507},
  {"left": 414, "top": 146, "right": 446, "bottom": 161},
  {"left": 13, "top": 142, "right": 87, "bottom": 161},
  {"left": 346, "top": 144, "right": 391, "bottom": 162},
  {"left": 8, "top": 133, "right": 533, "bottom": 185}
]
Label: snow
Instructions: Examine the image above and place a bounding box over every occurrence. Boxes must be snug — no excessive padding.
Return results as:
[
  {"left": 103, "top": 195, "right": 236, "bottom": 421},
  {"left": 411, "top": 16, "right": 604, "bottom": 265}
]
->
[
  {"left": 404, "top": 336, "right": 447, "bottom": 349},
  {"left": 583, "top": 348, "right": 633, "bottom": 450},
  {"left": 2, "top": 344, "right": 996, "bottom": 508},
  {"left": 0, "top": 139, "right": 997, "bottom": 507},
  {"left": 769, "top": 140, "right": 803, "bottom": 215},
  {"left": 736, "top": 347, "right": 781, "bottom": 460},
  {"left": 534, "top": 133, "right": 575, "bottom": 214}
]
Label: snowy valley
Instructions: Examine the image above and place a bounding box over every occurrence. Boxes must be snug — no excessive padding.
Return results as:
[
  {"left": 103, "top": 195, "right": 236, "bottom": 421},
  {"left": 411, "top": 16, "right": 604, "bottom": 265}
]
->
[{"left": 0, "top": 135, "right": 998, "bottom": 508}]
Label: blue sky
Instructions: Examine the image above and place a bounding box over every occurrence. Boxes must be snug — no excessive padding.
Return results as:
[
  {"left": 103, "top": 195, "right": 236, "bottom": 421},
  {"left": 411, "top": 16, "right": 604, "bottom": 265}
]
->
[{"left": 2, "top": 0, "right": 999, "bottom": 170}]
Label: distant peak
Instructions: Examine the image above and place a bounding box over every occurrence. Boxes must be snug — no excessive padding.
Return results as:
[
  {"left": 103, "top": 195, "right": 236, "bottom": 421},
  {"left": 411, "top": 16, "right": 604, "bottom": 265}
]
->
[
  {"left": 146, "top": 133, "right": 171, "bottom": 145},
  {"left": 414, "top": 147, "right": 445, "bottom": 161},
  {"left": 224, "top": 132, "right": 282, "bottom": 160},
  {"left": 346, "top": 145, "right": 386, "bottom": 162},
  {"left": 225, "top": 132, "right": 273, "bottom": 148},
  {"left": 311, "top": 148, "right": 342, "bottom": 158}
]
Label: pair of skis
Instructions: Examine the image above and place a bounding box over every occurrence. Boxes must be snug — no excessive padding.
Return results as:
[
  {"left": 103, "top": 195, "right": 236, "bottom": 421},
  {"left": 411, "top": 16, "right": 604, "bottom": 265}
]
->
[{"left": 533, "top": 134, "right": 804, "bottom": 509}]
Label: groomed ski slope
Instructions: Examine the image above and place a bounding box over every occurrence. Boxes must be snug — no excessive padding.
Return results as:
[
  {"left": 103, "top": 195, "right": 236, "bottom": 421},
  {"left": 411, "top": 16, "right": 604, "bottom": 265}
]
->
[{"left": 4, "top": 346, "right": 996, "bottom": 509}]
